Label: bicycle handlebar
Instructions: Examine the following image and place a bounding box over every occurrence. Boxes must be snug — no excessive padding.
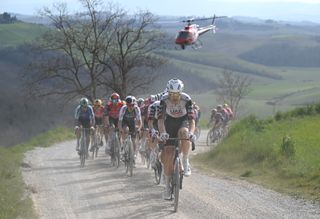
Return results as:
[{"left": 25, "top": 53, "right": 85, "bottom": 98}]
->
[{"left": 161, "top": 137, "right": 196, "bottom": 151}]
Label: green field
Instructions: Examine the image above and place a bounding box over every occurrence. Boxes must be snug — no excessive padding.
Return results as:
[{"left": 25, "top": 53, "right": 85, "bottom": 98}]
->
[
  {"left": 194, "top": 105, "right": 320, "bottom": 201},
  {"left": 0, "top": 23, "right": 47, "bottom": 47}
]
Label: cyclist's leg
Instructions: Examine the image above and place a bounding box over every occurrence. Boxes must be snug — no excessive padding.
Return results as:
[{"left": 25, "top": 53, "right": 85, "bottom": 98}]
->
[
  {"left": 160, "top": 145, "right": 175, "bottom": 200},
  {"left": 179, "top": 126, "right": 192, "bottom": 176}
]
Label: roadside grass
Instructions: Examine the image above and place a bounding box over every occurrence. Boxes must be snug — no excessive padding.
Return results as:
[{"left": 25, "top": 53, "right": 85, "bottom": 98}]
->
[
  {"left": 0, "top": 127, "right": 73, "bottom": 219},
  {"left": 194, "top": 104, "right": 320, "bottom": 201}
]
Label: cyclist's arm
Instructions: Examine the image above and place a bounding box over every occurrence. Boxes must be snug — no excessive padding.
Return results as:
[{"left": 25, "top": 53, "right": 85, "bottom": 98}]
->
[
  {"left": 157, "top": 100, "right": 167, "bottom": 134},
  {"left": 186, "top": 100, "right": 195, "bottom": 134},
  {"left": 135, "top": 106, "right": 142, "bottom": 130},
  {"left": 118, "top": 105, "right": 126, "bottom": 133}
]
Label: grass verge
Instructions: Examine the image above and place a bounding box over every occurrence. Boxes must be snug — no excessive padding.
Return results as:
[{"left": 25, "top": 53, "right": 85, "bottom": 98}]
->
[
  {"left": 0, "top": 127, "right": 74, "bottom": 219},
  {"left": 194, "top": 106, "right": 320, "bottom": 202}
]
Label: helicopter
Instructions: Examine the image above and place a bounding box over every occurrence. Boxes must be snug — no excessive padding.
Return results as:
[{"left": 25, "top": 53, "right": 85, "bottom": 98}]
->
[{"left": 175, "top": 15, "right": 227, "bottom": 49}]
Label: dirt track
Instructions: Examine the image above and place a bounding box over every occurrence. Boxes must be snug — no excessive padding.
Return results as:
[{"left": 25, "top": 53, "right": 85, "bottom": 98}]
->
[{"left": 22, "top": 130, "right": 320, "bottom": 218}]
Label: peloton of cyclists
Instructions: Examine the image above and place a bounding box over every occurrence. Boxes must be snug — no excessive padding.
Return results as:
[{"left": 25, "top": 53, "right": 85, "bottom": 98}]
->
[
  {"left": 158, "top": 78, "right": 196, "bottom": 200},
  {"left": 74, "top": 97, "right": 95, "bottom": 153}
]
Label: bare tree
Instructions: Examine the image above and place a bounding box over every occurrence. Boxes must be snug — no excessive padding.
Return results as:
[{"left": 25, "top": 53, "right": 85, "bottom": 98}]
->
[
  {"left": 25, "top": 0, "right": 165, "bottom": 102},
  {"left": 216, "top": 69, "right": 252, "bottom": 118},
  {"left": 98, "top": 10, "right": 166, "bottom": 98}
]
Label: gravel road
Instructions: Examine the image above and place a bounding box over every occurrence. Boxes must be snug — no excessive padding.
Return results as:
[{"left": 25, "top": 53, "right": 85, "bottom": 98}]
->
[{"left": 22, "top": 130, "right": 320, "bottom": 219}]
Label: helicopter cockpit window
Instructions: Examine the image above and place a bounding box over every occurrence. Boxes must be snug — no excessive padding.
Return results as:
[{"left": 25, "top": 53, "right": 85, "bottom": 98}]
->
[{"left": 177, "top": 31, "right": 192, "bottom": 39}]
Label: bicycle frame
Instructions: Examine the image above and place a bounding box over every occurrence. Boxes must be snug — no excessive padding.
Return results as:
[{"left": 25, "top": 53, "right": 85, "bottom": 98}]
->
[{"left": 79, "top": 127, "right": 90, "bottom": 167}]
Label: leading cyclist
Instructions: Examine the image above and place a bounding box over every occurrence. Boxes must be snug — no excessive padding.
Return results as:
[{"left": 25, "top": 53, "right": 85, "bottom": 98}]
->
[
  {"left": 158, "top": 78, "right": 196, "bottom": 200},
  {"left": 74, "top": 97, "right": 95, "bottom": 153}
]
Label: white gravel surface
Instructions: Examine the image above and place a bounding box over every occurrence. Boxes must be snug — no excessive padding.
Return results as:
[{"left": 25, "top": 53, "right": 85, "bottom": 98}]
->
[{"left": 22, "top": 130, "right": 320, "bottom": 219}]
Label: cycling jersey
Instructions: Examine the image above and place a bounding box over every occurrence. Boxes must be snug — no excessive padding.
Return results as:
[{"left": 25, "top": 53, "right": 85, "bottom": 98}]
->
[
  {"left": 148, "top": 100, "right": 161, "bottom": 120},
  {"left": 158, "top": 92, "right": 195, "bottom": 146},
  {"left": 158, "top": 92, "right": 194, "bottom": 120},
  {"left": 118, "top": 105, "right": 141, "bottom": 122},
  {"left": 74, "top": 105, "right": 95, "bottom": 128},
  {"left": 119, "top": 105, "right": 141, "bottom": 138},
  {"left": 93, "top": 105, "right": 104, "bottom": 118},
  {"left": 104, "top": 101, "right": 124, "bottom": 119}
]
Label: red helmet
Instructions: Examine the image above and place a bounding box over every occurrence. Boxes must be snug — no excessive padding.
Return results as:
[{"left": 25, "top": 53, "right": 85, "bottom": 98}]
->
[{"left": 110, "top": 93, "right": 120, "bottom": 100}]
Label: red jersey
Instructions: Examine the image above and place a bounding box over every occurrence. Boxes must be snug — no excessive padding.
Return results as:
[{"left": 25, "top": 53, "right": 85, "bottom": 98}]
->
[
  {"left": 104, "top": 101, "right": 125, "bottom": 119},
  {"left": 93, "top": 105, "right": 105, "bottom": 118}
]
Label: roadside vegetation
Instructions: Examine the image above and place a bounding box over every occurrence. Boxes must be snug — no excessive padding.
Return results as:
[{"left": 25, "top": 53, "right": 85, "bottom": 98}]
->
[
  {"left": 0, "top": 127, "right": 73, "bottom": 219},
  {"left": 194, "top": 103, "right": 320, "bottom": 201}
]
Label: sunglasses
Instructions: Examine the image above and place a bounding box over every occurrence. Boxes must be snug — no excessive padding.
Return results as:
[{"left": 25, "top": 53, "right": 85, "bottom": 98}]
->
[{"left": 169, "top": 92, "right": 180, "bottom": 97}]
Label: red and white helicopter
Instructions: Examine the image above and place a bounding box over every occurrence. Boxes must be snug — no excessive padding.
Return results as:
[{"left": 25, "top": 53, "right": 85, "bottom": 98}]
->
[{"left": 175, "top": 15, "right": 227, "bottom": 49}]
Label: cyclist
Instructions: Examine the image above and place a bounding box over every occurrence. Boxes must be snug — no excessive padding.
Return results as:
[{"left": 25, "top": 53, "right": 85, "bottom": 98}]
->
[
  {"left": 92, "top": 99, "right": 105, "bottom": 148},
  {"left": 209, "top": 108, "right": 224, "bottom": 131},
  {"left": 147, "top": 100, "right": 161, "bottom": 167},
  {"left": 118, "top": 96, "right": 142, "bottom": 163},
  {"left": 104, "top": 93, "right": 125, "bottom": 153},
  {"left": 223, "top": 103, "right": 234, "bottom": 121},
  {"left": 158, "top": 78, "right": 196, "bottom": 200},
  {"left": 74, "top": 97, "right": 95, "bottom": 153}
]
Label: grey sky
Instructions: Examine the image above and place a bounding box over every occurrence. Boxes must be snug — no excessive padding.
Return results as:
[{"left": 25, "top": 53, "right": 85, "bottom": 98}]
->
[{"left": 1, "top": 0, "right": 320, "bottom": 22}]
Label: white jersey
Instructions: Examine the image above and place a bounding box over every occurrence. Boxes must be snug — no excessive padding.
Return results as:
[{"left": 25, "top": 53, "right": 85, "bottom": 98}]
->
[
  {"left": 118, "top": 105, "right": 141, "bottom": 122},
  {"left": 148, "top": 100, "right": 161, "bottom": 120},
  {"left": 158, "top": 92, "right": 194, "bottom": 119}
]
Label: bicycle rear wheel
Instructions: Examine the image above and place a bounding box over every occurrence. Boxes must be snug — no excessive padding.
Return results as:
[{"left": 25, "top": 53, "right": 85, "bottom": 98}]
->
[
  {"left": 195, "top": 126, "right": 201, "bottom": 140},
  {"left": 154, "top": 160, "right": 162, "bottom": 185},
  {"left": 173, "top": 157, "right": 180, "bottom": 212},
  {"left": 206, "top": 129, "right": 213, "bottom": 146}
]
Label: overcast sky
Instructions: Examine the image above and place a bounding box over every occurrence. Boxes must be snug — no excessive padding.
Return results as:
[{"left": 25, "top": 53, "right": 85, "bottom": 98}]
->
[{"left": 1, "top": 0, "right": 320, "bottom": 22}]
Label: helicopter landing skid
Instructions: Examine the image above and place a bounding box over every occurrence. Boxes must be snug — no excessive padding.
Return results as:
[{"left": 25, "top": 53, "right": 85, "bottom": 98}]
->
[{"left": 192, "top": 40, "right": 203, "bottom": 50}]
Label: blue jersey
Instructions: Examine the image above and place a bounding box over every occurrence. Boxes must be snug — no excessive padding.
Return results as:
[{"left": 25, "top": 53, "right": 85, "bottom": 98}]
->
[{"left": 74, "top": 105, "right": 95, "bottom": 127}]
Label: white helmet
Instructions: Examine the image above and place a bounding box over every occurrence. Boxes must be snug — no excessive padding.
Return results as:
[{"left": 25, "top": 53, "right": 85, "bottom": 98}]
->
[
  {"left": 167, "top": 78, "right": 184, "bottom": 93},
  {"left": 125, "top": 95, "right": 136, "bottom": 105}
]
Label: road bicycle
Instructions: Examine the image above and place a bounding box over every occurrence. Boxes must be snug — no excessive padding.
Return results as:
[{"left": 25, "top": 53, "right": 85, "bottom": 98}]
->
[
  {"left": 91, "top": 125, "right": 103, "bottom": 159},
  {"left": 139, "top": 138, "right": 151, "bottom": 169},
  {"left": 150, "top": 143, "right": 162, "bottom": 185},
  {"left": 194, "top": 125, "right": 201, "bottom": 140},
  {"left": 79, "top": 127, "right": 90, "bottom": 167},
  {"left": 122, "top": 133, "right": 134, "bottom": 176},
  {"left": 206, "top": 126, "right": 224, "bottom": 146},
  {"left": 165, "top": 138, "right": 195, "bottom": 212},
  {"left": 109, "top": 127, "right": 121, "bottom": 168}
]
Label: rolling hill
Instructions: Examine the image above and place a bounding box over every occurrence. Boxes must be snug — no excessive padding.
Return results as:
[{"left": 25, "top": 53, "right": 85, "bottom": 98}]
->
[{"left": 1, "top": 17, "right": 320, "bottom": 145}]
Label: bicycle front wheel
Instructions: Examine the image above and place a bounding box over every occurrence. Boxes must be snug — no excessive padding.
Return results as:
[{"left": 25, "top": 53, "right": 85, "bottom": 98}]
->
[
  {"left": 127, "top": 139, "right": 134, "bottom": 177},
  {"left": 80, "top": 131, "right": 86, "bottom": 167},
  {"left": 173, "top": 157, "right": 180, "bottom": 212}
]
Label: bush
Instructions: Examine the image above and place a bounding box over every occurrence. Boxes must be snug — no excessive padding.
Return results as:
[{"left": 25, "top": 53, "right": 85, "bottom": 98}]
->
[{"left": 280, "top": 135, "right": 295, "bottom": 158}]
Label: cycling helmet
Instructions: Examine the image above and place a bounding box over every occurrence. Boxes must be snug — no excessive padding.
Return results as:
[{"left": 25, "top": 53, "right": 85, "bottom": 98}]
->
[
  {"left": 223, "top": 103, "right": 228, "bottom": 107},
  {"left": 125, "top": 95, "right": 136, "bottom": 105},
  {"left": 217, "top": 105, "right": 223, "bottom": 110},
  {"left": 80, "top": 97, "right": 89, "bottom": 107},
  {"left": 148, "top": 95, "right": 156, "bottom": 104},
  {"left": 94, "top": 99, "right": 102, "bottom": 106},
  {"left": 137, "top": 98, "right": 144, "bottom": 106},
  {"left": 211, "top": 108, "right": 217, "bottom": 113},
  {"left": 167, "top": 78, "right": 184, "bottom": 93},
  {"left": 110, "top": 92, "right": 120, "bottom": 100}
]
